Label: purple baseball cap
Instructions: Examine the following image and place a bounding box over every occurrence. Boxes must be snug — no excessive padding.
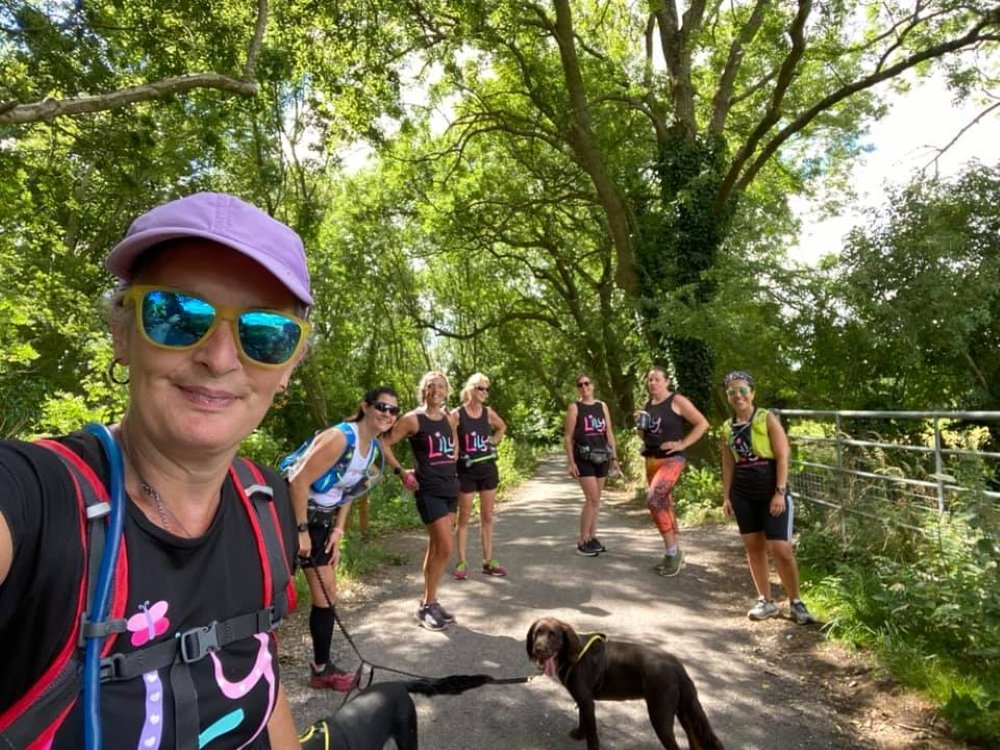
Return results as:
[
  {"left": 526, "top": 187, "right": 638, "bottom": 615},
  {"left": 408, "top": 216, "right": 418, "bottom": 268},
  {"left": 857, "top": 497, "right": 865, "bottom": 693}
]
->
[{"left": 107, "top": 192, "right": 313, "bottom": 306}]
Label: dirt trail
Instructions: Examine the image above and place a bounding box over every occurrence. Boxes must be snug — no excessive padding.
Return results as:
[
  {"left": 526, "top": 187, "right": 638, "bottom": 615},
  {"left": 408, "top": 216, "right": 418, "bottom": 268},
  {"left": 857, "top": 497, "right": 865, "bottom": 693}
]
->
[{"left": 282, "top": 456, "right": 962, "bottom": 749}]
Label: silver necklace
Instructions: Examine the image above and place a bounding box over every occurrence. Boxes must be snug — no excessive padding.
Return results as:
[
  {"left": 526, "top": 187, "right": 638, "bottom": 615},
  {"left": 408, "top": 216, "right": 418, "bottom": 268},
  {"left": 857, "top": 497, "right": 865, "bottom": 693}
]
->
[{"left": 139, "top": 479, "right": 193, "bottom": 538}]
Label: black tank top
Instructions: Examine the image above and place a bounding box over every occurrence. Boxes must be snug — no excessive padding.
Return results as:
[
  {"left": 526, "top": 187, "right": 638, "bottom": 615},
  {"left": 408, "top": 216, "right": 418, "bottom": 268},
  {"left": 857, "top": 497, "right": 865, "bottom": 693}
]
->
[
  {"left": 641, "top": 394, "right": 686, "bottom": 457},
  {"left": 573, "top": 401, "right": 609, "bottom": 450},
  {"left": 408, "top": 412, "right": 458, "bottom": 494},
  {"left": 457, "top": 406, "right": 492, "bottom": 459}
]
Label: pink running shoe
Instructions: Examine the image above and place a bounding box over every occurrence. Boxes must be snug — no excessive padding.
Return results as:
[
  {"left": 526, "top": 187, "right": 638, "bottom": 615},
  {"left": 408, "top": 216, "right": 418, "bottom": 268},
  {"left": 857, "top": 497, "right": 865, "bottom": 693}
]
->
[
  {"left": 309, "top": 663, "right": 356, "bottom": 692},
  {"left": 482, "top": 559, "right": 507, "bottom": 577}
]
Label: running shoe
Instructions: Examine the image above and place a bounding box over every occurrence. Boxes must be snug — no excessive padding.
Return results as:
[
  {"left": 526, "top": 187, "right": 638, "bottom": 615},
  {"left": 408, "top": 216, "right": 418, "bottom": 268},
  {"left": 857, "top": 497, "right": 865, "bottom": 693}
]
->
[
  {"left": 453, "top": 561, "right": 468, "bottom": 580},
  {"left": 416, "top": 603, "right": 448, "bottom": 631},
  {"left": 790, "top": 599, "right": 816, "bottom": 625},
  {"left": 576, "top": 541, "right": 599, "bottom": 557},
  {"left": 591, "top": 537, "right": 607, "bottom": 553},
  {"left": 655, "top": 549, "right": 684, "bottom": 577},
  {"left": 428, "top": 600, "right": 455, "bottom": 623},
  {"left": 308, "top": 662, "right": 356, "bottom": 691},
  {"left": 747, "top": 597, "right": 780, "bottom": 620},
  {"left": 482, "top": 559, "right": 507, "bottom": 577}
]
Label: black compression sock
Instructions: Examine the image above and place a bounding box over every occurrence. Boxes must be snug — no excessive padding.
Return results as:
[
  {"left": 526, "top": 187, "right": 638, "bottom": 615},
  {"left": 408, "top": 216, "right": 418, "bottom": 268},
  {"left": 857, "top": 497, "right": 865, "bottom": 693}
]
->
[{"left": 309, "top": 605, "right": 336, "bottom": 666}]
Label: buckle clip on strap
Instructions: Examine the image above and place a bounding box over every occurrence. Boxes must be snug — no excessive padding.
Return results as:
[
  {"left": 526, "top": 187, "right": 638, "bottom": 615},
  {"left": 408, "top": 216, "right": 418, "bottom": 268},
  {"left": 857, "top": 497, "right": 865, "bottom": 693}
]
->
[
  {"left": 99, "top": 653, "right": 126, "bottom": 682},
  {"left": 179, "top": 622, "right": 220, "bottom": 663},
  {"left": 257, "top": 605, "right": 282, "bottom": 631}
]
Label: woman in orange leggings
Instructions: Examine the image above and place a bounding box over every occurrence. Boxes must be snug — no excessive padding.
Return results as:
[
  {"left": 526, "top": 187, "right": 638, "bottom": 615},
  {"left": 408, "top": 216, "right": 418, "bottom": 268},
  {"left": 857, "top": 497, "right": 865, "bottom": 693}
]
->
[{"left": 635, "top": 367, "right": 708, "bottom": 576}]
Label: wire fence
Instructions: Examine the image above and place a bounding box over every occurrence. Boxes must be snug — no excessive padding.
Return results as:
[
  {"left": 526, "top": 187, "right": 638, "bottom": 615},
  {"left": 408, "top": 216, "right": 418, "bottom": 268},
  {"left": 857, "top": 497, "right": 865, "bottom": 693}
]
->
[{"left": 776, "top": 409, "right": 1000, "bottom": 536}]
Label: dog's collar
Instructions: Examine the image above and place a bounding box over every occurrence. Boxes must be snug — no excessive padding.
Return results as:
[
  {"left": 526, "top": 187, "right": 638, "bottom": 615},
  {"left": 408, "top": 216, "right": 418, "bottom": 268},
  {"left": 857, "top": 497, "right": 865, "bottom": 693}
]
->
[{"left": 574, "top": 632, "right": 607, "bottom": 665}]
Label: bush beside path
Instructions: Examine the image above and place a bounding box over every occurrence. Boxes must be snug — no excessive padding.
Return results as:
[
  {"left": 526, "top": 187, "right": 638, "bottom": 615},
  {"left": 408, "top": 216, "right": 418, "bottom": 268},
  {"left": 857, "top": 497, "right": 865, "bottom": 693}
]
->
[{"left": 282, "top": 456, "right": 963, "bottom": 749}]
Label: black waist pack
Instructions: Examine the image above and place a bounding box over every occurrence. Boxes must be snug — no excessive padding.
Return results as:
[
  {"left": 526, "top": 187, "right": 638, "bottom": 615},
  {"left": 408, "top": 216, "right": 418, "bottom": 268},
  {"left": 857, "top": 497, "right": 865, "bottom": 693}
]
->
[{"left": 577, "top": 445, "right": 612, "bottom": 465}]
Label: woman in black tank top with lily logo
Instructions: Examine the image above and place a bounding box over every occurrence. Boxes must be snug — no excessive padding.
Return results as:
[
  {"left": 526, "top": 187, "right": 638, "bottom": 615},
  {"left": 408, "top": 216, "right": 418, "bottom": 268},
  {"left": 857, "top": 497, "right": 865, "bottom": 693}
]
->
[
  {"left": 635, "top": 366, "right": 709, "bottom": 577},
  {"left": 564, "top": 373, "right": 619, "bottom": 557},
  {"left": 452, "top": 372, "right": 508, "bottom": 580},
  {"left": 383, "top": 370, "right": 459, "bottom": 632}
]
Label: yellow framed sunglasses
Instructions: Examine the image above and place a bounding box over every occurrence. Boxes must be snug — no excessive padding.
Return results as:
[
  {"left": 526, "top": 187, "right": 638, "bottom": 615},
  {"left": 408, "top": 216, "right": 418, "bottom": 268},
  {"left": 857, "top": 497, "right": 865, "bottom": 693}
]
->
[{"left": 123, "top": 285, "right": 310, "bottom": 369}]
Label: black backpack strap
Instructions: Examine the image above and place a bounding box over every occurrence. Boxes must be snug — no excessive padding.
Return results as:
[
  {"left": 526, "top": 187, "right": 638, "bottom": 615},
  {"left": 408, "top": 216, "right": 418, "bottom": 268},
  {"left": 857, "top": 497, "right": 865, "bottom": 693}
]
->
[
  {"left": 0, "top": 440, "right": 126, "bottom": 749},
  {"left": 100, "top": 459, "right": 291, "bottom": 684},
  {"left": 232, "top": 458, "right": 293, "bottom": 620}
]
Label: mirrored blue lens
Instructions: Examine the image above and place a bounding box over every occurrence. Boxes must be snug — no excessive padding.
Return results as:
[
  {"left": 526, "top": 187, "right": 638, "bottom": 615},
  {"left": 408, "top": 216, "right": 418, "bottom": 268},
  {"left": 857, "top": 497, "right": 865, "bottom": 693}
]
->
[
  {"left": 238, "top": 311, "right": 302, "bottom": 365},
  {"left": 141, "top": 290, "right": 214, "bottom": 346}
]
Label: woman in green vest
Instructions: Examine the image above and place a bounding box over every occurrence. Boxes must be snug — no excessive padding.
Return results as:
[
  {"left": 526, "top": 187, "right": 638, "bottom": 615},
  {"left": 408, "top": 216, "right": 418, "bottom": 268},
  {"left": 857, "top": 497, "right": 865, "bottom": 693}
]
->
[{"left": 721, "top": 371, "right": 815, "bottom": 625}]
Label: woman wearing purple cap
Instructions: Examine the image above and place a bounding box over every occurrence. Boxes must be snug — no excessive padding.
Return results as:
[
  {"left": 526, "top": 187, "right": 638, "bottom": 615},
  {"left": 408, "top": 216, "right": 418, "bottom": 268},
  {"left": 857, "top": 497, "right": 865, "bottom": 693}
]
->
[
  {"left": 721, "top": 370, "right": 815, "bottom": 625},
  {"left": 0, "top": 193, "right": 311, "bottom": 747}
]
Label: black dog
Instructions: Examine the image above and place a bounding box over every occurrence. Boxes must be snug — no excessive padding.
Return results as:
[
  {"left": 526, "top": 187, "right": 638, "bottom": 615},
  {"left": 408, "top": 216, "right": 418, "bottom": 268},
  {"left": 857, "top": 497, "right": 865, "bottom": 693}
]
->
[
  {"left": 299, "top": 675, "right": 495, "bottom": 749},
  {"left": 300, "top": 682, "right": 417, "bottom": 750},
  {"left": 527, "top": 616, "right": 724, "bottom": 750}
]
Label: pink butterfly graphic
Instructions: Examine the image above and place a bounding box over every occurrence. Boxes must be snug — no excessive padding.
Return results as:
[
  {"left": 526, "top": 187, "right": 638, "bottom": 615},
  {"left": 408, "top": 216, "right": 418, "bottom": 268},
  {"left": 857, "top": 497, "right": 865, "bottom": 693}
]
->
[{"left": 128, "top": 600, "right": 170, "bottom": 647}]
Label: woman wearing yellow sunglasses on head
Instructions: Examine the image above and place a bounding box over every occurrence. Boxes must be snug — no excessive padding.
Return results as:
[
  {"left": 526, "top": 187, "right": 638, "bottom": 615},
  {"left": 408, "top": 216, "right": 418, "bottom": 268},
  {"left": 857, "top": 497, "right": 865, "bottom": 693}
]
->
[{"left": 721, "top": 370, "right": 816, "bottom": 626}]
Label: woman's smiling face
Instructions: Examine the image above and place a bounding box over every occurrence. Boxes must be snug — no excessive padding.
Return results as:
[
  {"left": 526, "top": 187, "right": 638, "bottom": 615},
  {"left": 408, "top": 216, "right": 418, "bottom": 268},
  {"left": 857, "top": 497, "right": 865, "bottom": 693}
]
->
[{"left": 115, "top": 240, "right": 301, "bottom": 460}]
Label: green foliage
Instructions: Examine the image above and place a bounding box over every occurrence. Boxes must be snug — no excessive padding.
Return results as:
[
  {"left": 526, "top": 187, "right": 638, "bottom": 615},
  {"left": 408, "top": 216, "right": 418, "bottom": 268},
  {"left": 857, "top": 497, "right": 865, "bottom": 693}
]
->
[
  {"left": 493, "top": 437, "right": 539, "bottom": 496},
  {"left": 795, "top": 164, "right": 1000, "bottom": 412},
  {"left": 797, "top": 447, "right": 1000, "bottom": 743},
  {"left": 673, "top": 465, "right": 727, "bottom": 525}
]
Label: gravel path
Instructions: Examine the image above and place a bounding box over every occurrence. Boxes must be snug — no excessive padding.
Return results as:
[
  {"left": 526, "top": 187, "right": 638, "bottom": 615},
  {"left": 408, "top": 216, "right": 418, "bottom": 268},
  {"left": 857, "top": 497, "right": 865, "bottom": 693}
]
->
[{"left": 281, "top": 456, "right": 961, "bottom": 749}]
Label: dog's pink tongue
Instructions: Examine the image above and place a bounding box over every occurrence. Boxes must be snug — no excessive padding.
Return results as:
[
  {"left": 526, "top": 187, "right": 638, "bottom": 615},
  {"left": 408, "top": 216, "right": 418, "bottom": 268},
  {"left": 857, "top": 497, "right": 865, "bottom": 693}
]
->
[{"left": 542, "top": 655, "right": 557, "bottom": 677}]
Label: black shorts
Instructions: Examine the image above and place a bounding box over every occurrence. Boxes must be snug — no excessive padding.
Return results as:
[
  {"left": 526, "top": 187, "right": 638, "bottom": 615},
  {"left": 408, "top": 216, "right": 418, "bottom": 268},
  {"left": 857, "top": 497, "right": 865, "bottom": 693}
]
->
[
  {"left": 458, "top": 461, "right": 499, "bottom": 493},
  {"left": 301, "top": 505, "right": 342, "bottom": 568},
  {"left": 574, "top": 448, "right": 609, "bottom": 478},
  {"left": 415, "top": 490, "right": 458, "bottom": 524},
  {"left": 730, "top": 485, "right": 795, "bottom": 540}
]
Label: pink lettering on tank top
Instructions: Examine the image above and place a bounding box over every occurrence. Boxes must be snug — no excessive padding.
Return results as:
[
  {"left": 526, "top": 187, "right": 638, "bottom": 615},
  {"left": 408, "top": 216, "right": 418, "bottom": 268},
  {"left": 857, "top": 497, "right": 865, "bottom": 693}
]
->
[{"left": 583, "top": 414, "right": 606, "bottom": 434}]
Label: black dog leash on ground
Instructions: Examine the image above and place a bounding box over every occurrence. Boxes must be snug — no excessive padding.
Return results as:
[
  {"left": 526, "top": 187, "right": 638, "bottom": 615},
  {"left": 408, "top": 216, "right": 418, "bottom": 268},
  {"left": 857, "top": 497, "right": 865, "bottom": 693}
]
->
[{"left": 305, "top": 554, "right": 534, "bottom": 704}]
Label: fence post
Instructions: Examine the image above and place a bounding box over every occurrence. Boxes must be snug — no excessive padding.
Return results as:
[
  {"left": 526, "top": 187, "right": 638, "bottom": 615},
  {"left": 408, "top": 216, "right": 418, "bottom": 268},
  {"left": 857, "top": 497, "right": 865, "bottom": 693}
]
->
[
  {"left": 835, "top": 413, "right": 847, "bottom": 545},
  {"left": 933, "top": 417, "right": 945, "bottom": 514}
]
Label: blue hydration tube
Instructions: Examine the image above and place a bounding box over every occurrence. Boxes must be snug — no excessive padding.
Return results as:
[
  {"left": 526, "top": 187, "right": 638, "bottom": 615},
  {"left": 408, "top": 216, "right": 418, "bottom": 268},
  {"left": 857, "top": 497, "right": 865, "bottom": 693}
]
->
[{"left": 82, "top": 423, "right": 126, "bottom": 750}]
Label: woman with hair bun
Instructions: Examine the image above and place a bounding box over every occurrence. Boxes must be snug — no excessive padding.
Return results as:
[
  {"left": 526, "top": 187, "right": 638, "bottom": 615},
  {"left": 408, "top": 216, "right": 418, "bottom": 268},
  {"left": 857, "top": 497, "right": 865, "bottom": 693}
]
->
[{"left": 635, "top": 366, "right": 708, "bottom": 577}]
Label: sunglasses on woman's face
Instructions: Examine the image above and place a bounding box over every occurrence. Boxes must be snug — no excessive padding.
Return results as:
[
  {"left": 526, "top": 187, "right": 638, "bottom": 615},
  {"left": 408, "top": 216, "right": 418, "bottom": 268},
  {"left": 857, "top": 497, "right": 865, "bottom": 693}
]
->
[
  {"left": 576, "top": 380, "right": 591, "bottom": 388},
  {"left": 726, "top": 385, "right": 752, "bottom": 397},
  {"left": 371, "top": 401, "right": 400, "bottom": 415},
  {"left": 475, "top": 386, "right": 490, "bottom": 392},
  {"left": 124, "top": 286, "right": 310, "bottom": 369}
]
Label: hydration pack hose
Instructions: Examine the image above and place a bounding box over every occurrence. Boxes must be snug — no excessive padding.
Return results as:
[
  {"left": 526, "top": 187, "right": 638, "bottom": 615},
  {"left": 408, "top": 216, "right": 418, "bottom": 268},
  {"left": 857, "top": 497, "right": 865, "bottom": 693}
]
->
[{"left": 82, "top": 423, "right": 126, "bottom": 750}]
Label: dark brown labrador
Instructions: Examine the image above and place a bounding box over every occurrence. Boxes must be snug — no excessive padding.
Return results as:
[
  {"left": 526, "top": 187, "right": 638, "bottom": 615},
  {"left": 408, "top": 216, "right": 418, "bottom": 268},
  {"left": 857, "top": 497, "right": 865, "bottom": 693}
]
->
[{"left": 527, "top": 616, "right": 724, "bottom": 750}]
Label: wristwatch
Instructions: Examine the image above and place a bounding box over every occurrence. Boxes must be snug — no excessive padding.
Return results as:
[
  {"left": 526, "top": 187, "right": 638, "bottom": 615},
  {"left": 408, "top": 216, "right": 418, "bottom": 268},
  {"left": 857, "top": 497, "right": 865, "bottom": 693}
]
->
[
  {"left": 774, "top": 485, "right": 787, "bottom": 495},
  {"left": 393, "top": 466, "right": 402, "bottom": 476},
  {"left": 296, "top": 521, "right": 309, "bottom": 532}
]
